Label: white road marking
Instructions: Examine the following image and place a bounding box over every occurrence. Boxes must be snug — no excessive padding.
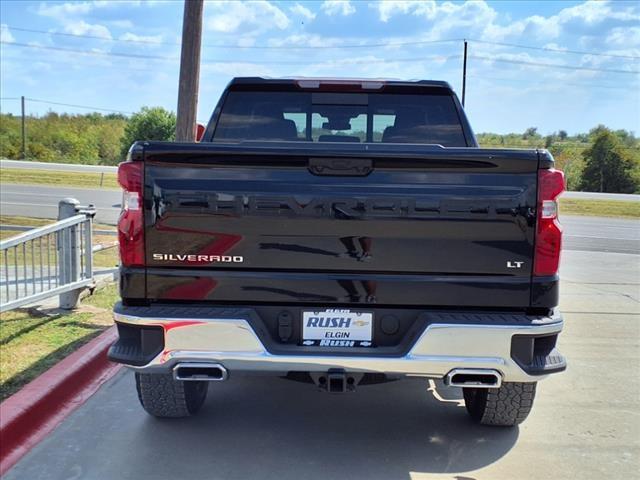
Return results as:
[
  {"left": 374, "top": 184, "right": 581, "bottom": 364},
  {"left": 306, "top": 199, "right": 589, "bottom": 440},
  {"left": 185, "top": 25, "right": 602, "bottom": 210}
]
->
[
  {"left": 565, "top": 234, "right": 639, "bottom": 241},
  {"left": 1, "top": 201, "right": 119, "bottom": 211},
  {"left": 1, "top": 191, "right": 90, "bottom": 198}
]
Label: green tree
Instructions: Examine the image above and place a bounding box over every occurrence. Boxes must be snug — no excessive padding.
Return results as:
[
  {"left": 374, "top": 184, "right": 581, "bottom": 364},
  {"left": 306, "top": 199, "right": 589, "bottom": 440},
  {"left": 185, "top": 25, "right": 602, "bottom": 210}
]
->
[
  {"left": 588, "top": 124, "right": 609, "bottom": 141},
  {"left": 558, "top": 130, "right": 568, "bottom": 140},
  {"left": 550, "top": 144, "right": 584, "bottom": 191},
  {"left": 613, "top": 129, "right": 637, "bottom": 147},
  {"left": 544, "top": 134, "right": 554, "bottom": 148},
  {"left": 120, "top": 107, "right": 176, "bottom": 156},
  {"left": 0, "top": 111, "right": 126, "bottom": 164},
  {"left": 580, "top": 129, "right": 638, "bottom": 193}
]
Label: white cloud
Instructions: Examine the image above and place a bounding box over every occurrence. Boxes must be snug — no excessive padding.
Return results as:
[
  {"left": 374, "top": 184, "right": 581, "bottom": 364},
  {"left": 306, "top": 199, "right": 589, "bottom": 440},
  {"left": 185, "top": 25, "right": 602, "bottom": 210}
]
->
[
  {"left": 36, "top": 1, "right": 121, "bottom": 41},
  {"left": 110, "top": 19, "right": 135, "bottom": 29},
  {"left": 375, "top": 0, "right": 640, "bottom": 43},
  {"left": 503, "top": 1, "right": 640, "bottom": 42},
  {"left": 201, "top": 61, "right": 275, "bottom": 77},
  {"left": 119, "top": 32, "right": 163, "bottom": 44},
  {"left": 35, "top": 0, "right": 171, "bottom": 47},
  {"left": 267, "top": 33, "right": 345, "bottom": 48},
  {"left": 606, "top": 26, "right": 640, "bottom": 47},
  {"left": 64, "top": 21, "right": 112, "bottom": 39},
  {"left": 376, "top": 0, "right": 499, "bottom": 40},
  {"left": 321, "top": 0, "right": 356, "bottom": 17},
  {"left": 37, "top": 1, "right": 108, "bottom": 21},
  {"left": 290, "top": 3, "right": 316, "bottom": 21},
  {"left": 205, "top": 1, "right": 289, "bottom": 34},
  {"left": 1, "top": 24, "right": 15, "bottom": 43},
  {"left": 482, "top": 14, "right": 556, "bottom": 42},
  {"left": 37, "top": 0, "right": 161, "bottom": 19},
  {"left": 377, "top": 0, "right": 434, "bottom": 22},
  {"left": 542, "top": 43, "right": 568, "bottom": 52},
  {"left": 556, "top": 0, "right": 639, "bottom": 25}
]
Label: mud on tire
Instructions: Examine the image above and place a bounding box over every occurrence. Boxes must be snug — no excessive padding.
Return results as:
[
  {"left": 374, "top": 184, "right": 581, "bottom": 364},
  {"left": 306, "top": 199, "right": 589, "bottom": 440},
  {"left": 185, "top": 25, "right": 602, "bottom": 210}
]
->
[
  {"left": 463, "top": 382, "right": 537, "bottom": 426},
  {"left": 135, "top": 372, "right": 208, "bottom": 418}
]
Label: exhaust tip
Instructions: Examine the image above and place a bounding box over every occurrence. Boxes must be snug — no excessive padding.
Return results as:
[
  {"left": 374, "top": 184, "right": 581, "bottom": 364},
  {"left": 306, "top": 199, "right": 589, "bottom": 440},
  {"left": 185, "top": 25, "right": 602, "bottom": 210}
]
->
[
  {"left": 444, "top": 369, "right": 502, "bottom": 389},
  {"left": 173, "top": 363, "right": 228, "bottom": 382}
]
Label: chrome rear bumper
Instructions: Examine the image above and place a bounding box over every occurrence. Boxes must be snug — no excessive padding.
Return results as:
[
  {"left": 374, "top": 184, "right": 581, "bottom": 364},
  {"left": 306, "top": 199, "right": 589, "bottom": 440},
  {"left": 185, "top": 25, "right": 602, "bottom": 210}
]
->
[{"left": 111, "top": 307, "right": 565, "bottom": 383}]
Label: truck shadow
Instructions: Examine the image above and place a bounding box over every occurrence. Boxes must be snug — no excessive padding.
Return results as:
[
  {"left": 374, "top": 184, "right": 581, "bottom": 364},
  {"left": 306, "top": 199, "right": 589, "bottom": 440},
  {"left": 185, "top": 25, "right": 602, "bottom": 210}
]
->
[{"left": 132, "top": 375, "right": 519, "bottom": 479}]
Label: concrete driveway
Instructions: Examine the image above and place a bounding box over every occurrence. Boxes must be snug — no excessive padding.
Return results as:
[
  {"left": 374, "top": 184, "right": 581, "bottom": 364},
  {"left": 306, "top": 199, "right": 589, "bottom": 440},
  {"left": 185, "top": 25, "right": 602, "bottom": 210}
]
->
[{"left": 3, "top": 242, "right": 639, "bottom": 480}]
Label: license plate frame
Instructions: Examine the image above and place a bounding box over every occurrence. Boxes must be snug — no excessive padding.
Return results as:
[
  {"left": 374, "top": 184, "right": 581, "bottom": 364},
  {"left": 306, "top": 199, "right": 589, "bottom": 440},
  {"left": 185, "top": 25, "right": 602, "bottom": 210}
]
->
[{"left": 301, "top": 309, "right": 373, "bottom": 347}]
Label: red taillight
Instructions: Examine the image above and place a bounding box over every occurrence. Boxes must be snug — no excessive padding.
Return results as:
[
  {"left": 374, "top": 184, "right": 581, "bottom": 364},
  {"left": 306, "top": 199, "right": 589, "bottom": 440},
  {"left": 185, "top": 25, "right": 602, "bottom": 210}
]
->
[
  {"left": 534, "top": 169, "right": 565, "bottom": 276},
  {"left": 195, "top": 123, "right": 206, "bottom": 142},
  {"left": 117, "top": 161, "right": 144, "bottom": 267}
]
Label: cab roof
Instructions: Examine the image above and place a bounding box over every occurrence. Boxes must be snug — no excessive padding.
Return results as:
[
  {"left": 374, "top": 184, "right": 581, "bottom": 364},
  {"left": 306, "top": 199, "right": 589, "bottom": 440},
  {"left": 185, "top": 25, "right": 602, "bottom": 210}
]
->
[{"left": 228, "top": 77, "right": 453, "bottom": 91}]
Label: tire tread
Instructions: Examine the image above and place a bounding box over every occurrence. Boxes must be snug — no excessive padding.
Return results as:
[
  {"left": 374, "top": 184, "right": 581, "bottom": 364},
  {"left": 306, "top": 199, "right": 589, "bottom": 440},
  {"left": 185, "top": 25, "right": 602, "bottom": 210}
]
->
[
  {"left": 135, "top": 372, "right": 207, "bottom": 418},
  {"left": 464, "top": 382, "right": 537, "bottom": 426}
]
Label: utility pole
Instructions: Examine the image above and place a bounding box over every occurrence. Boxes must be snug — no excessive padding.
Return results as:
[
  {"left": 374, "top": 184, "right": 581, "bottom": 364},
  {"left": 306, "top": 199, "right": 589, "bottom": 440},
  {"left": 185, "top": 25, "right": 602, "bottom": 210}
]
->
[
  {"left": 175, "top": 0, "right": 203, "bottom": 142},
  {"left": 461, "top": 40, "right": 468, "bottom": 108},
  {"left": 20, "top": 96, "right": 26, "bottom": 159}
]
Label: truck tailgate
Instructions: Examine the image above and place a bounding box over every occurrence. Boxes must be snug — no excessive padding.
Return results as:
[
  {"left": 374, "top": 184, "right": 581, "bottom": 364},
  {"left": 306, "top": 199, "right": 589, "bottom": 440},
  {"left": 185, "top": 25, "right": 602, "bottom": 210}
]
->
[{"left": 140, "top": 143, "right": 540, "bottom": 308}]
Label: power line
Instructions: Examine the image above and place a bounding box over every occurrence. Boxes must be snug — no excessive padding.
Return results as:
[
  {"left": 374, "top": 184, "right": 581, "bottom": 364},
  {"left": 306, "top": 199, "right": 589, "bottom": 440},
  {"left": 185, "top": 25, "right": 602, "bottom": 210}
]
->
[
  {"left": 6, "top": 25, "right": 639, "bottom": 60},
  {"left": 0, "top": 53, "right": 156, "bottom": 73},
  {"left": 469, "top": 55, "right": 639, "bottom": 75},
  {"left": 3, "top": 41, "right": 636, "bottom": 74},
  {"left": 7, "top": 49, "right": 634, "bottom": 91},
  {"left": 5, "top": 26, "right": 462, "bottom": 50},
  {"left": 467, "top": 74, "right": 632, "bottom": 91},
  {"left": 468, "top": 38, "right": 640, "bottom": 61},
  {"left": 3, "top": 41, "right": 178, "bottom": 61},
  {"left": 25, "top": 98, "right": 134, "bottom": 114},
  {"left": 0, "top": 41, "right": 460, "bottom": 65}
]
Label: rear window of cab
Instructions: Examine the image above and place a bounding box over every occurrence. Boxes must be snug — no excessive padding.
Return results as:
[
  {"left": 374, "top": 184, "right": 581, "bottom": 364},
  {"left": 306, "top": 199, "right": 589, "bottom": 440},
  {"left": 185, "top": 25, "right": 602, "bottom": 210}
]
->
[{"left": 212, "top": 91, "right": 468, "bottom": 147}]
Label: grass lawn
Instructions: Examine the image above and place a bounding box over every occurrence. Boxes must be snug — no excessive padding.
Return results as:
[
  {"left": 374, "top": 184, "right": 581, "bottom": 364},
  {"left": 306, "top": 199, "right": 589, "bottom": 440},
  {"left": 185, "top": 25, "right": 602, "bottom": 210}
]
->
[
  {"left": 0, "top": 167, "right": 118, "bottom": 189},
  {"left": 0, "top": 284, "right": 118, "bottom": 401},
  {"left": 0, "top": 215, "right": 116, "bottom": 231},
  {"left": 559, "top": 198, "right": 640, "bottom": 218},
  {"left": 0, "top": 216, "right": 51, "bottom": 228},
  {"left": 93, "top": 236, "right": 120, "bottom": 268},
  {"left": 1, "top": 215, "right": 119, "bottom": 269}
]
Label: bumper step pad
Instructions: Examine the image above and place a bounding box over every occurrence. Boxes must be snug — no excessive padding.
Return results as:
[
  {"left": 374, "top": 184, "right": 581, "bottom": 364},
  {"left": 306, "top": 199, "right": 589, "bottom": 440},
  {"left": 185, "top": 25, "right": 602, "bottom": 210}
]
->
[{"left": 526, "top": 348, "right": 567, "bottom": 375}]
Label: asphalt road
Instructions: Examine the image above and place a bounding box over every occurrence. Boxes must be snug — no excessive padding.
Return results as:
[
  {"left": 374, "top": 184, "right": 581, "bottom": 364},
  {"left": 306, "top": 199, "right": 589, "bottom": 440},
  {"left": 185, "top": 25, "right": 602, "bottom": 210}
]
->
[
  {"left": 0, "top": 184, "right": 121, "bottom": 225},
  {"left": 562, "top": 190, "right": 640, "bottom": 201},
  {"left": 562, "top": 215, "right": 639, "bottom": 255},
  {"left": 1, "top": 159, "right": 117, "bottom": 173},
  {"left": 4, "top": 245, "right": 639, "bottom": 480}
]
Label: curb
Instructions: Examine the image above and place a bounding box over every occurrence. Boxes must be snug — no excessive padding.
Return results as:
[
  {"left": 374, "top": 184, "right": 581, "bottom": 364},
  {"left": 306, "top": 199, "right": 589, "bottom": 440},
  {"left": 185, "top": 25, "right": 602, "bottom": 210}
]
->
[{"left": 0, "top": 325, "right": 122, "bottom": 476}]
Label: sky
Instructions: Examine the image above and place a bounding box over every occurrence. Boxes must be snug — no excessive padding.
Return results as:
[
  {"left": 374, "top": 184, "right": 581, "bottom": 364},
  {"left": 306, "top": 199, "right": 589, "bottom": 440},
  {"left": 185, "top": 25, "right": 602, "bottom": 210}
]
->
[{"left": 0, "top": 0, "right": 638, "bottom": 135}]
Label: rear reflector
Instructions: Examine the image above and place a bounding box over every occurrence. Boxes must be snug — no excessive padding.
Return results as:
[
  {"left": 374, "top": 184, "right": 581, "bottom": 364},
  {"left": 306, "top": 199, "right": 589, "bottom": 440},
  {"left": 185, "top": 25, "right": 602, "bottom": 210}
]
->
[
  {"left": 117, "top": 161, "right": 144, "bottom": 267},
  {"left": 534, "top": 169, "right": 565, "bottom": 277}
]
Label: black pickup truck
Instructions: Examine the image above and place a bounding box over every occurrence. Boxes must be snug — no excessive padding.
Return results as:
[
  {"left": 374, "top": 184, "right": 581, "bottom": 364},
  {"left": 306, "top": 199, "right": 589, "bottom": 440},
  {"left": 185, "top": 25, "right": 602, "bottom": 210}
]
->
[{"left": 110, "top": 77, "right": 566, "bottom": 426}]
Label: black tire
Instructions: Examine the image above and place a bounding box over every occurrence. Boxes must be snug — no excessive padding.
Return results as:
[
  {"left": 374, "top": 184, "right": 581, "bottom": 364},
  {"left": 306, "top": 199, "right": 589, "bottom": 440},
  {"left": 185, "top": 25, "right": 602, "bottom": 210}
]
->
[
  {"left": 135, "top": 372, "right": 208, "bottom": 418},
  {"left": 463, "top": 382, "right": 537, "bottom": 426}
]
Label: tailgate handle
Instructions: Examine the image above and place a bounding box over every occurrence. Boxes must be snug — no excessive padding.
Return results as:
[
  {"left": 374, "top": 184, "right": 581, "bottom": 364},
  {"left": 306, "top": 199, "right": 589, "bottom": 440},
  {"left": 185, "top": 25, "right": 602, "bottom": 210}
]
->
[{"left": 308, "top": 157, "right": 373, "bottom": 176}]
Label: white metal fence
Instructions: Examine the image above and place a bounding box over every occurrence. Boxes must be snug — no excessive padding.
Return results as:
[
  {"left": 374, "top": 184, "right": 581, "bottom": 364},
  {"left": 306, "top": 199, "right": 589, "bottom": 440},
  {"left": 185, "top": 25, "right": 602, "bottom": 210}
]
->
[{"left": 0, "top": 200, "right": 97, "bottom": 312}]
